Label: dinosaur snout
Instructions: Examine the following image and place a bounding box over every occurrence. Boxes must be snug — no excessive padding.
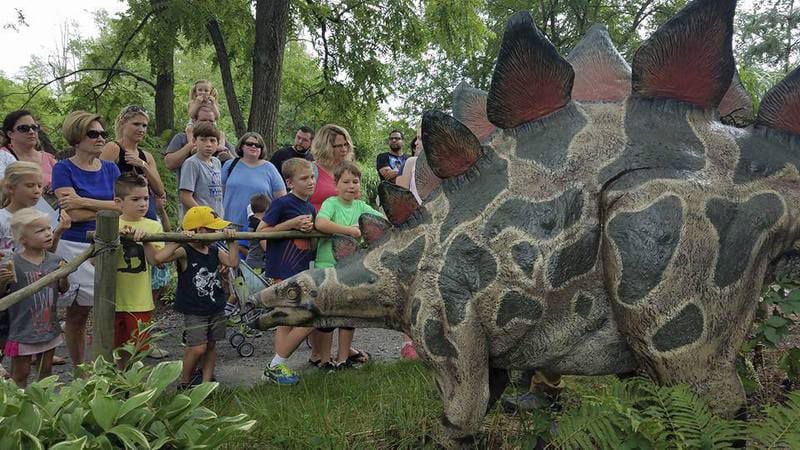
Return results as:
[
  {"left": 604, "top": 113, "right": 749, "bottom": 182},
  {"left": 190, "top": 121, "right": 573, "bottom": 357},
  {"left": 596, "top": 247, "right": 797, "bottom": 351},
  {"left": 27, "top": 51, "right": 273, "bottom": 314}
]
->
[{"left": 253, "top": 275, "right": 321, "bottom": 330}]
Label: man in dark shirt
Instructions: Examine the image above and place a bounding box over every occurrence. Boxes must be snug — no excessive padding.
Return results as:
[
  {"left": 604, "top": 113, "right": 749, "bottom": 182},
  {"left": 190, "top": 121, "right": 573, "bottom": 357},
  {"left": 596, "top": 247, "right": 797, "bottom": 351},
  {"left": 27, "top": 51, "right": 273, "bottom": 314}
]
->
[
  {"left": 376, "top": 130, "right": 407, "bottom": 183},
  {"left": 270, "top": 126, "right": 314, "bottom": 177}
]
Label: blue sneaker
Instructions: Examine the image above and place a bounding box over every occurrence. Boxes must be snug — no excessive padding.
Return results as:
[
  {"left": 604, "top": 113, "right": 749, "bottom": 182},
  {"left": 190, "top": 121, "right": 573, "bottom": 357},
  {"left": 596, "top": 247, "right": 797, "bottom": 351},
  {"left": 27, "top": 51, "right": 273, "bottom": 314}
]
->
[{"left": 261, "top": 363, "right": 299, "bottom": 385}]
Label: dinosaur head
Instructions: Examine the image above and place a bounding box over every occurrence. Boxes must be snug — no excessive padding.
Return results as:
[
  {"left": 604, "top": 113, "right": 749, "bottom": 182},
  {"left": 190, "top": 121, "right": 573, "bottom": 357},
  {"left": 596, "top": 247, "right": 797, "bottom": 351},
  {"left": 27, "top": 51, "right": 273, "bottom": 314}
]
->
[{"left": 255, "top": 211, "right": 427, "bottom": 331}]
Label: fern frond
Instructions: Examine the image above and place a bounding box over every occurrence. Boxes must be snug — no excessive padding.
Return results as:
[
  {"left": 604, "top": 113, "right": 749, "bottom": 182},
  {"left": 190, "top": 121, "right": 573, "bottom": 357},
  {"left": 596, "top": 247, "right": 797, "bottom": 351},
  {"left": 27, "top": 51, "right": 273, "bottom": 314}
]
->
[
  {"left": 749, "top": 391, "right": 800, "bottom": 449},
  {"left": 623, "top": 378, "right": 743, "bottom": 449}
]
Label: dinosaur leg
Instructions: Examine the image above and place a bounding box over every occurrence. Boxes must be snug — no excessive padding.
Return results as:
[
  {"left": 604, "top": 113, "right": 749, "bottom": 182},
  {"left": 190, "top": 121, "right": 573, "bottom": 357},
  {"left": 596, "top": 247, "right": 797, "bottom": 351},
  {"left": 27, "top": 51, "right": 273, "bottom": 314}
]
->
[
  {"left": 648, "top": 354, "right": 745, "bottom": 418},
  {"left": 487, "top": 368, "right": 509, "bottom": 412}
]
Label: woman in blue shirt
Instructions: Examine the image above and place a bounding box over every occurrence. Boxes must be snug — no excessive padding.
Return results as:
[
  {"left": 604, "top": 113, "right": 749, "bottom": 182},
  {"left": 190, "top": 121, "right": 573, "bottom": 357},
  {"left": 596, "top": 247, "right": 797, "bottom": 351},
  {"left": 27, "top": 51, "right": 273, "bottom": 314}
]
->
[
  {"left": 53, "top": 111, "right": 120, "bottom": 365},
  {"left": 221, "top": 132, "right": 286, "bottom": 231}
]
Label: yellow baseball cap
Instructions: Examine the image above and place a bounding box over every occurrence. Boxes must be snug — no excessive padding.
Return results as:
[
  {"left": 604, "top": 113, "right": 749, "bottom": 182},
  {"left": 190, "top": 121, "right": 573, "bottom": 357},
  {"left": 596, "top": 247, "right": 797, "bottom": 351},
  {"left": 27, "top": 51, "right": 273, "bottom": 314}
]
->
[{"left": 182, "top": 206, "right": 231, "bottom": 231}]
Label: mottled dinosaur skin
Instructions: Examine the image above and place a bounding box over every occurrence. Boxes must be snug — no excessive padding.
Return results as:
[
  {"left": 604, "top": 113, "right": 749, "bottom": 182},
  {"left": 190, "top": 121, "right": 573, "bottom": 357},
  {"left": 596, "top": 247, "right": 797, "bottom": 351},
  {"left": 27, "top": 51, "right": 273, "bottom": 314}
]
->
[{"left": 256, "top": 0, "right": 800, "bottom": 442}]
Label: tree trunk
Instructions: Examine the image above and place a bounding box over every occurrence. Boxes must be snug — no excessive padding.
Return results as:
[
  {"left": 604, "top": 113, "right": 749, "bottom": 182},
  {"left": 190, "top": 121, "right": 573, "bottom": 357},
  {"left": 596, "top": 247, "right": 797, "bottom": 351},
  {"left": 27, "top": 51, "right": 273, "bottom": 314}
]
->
[
  {"left": 249, "top": 0, "right": 290, "bottom": 157},
  {"left": 206, "top": 18, "right": 247, "bottom": 138},
  {"left": 153, "top": 64, "right": 174, "bottom": 136},
  {"left": 150, "top": 0, "right": 175, "bottom": 136}
]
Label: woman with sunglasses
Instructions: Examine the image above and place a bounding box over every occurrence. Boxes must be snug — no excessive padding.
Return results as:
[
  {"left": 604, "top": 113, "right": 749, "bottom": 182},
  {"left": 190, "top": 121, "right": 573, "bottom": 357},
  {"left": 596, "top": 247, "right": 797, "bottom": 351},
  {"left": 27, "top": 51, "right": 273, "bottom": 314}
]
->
[
  {"left": 52, "top": 111, "right": 121, "bottom": 365},
  {"left": 221, "top": 132, "right": 286, "bottom": 231},
  {"left": 100, "top": 105, "right": 166, "bottom": 224},
  {"left": 0, "top": 110, "right": 57, "bottom": 194}
]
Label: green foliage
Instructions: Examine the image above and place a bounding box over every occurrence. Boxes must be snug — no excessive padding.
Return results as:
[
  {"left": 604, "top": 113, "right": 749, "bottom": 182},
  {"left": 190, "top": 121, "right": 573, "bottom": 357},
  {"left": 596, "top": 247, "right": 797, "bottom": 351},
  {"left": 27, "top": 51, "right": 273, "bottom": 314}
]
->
[
  {"left": 359, "top": 161, "right": 381, "bottom": 206},
  {"left": 736, "top": 0, "right": 800, "bottom": 73},
  {"left": 748, "top": 391, "right": 800, "bottom": 449},
  {"left": 745, "top": 276, "right": 800, "bottom": 381},
  {"left": 552, "top": 377, "right": 742, "bottom": 449},
  {"left": 0, "top": 355, "right": 254, "bottom": 449},
  {"left": 205, "top": 361, "right": 441, "bottom": 449}
]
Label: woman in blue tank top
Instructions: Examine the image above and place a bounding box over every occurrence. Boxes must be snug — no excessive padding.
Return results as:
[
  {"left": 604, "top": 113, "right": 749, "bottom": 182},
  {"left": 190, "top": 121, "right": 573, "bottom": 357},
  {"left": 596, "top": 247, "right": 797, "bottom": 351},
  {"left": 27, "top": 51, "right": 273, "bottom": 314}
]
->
[{"left": 53, "top": 111, "right": 120, "bottom": 366}]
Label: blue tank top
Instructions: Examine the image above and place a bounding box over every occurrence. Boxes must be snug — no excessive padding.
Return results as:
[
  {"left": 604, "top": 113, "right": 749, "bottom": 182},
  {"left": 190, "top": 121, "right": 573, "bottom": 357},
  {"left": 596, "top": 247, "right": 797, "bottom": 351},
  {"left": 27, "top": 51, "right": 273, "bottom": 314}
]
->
[{"left": 174, "top": 244, "right": 226, "bottom": 315}]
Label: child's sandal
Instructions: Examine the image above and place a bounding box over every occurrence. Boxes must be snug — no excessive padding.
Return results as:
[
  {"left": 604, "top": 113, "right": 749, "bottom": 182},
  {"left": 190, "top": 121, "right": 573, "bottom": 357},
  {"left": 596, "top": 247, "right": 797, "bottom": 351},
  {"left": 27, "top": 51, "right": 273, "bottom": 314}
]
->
[{"left": 346, "top": 350, "right": 371, "bottom": 365}]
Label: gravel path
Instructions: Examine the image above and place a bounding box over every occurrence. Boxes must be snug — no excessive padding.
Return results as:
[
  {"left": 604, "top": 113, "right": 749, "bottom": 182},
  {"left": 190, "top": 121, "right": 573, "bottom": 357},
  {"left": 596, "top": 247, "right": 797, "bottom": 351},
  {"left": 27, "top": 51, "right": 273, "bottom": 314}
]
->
[{"left": 44, "top": 304, "right": 407, "bottom": 386}]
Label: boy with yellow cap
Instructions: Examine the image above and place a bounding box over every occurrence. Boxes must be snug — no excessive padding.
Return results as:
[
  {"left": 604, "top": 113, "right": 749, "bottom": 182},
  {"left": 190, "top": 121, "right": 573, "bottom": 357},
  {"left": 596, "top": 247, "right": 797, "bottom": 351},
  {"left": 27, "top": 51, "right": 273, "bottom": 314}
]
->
[{"left": 154, "top": 206, "right": 238, "bottom": 388}]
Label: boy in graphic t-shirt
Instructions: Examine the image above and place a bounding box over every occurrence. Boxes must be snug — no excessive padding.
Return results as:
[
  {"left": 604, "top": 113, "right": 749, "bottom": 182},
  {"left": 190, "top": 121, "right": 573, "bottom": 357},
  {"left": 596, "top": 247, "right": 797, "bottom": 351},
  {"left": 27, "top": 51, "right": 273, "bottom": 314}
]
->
[
  {"left": 112, "top": 173, "right": 165, "bottom": 368},
  {"left": 178, "top": 121, "right": 223, "bottom": 218},
  {"left": 154, "top": 206, "right": 238, "bottom": 389}
]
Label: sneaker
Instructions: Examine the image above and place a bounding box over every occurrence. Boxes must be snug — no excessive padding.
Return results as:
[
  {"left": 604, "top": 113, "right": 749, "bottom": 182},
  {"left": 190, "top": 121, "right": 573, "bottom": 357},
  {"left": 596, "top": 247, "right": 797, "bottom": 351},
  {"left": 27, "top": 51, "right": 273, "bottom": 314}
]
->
[
  {"left": 319, "top": 362, "right": 337, "bottom": 373},
  {"left": 261, "top": 363, "right": 299, "bottom": 385},
  {"left": 335, "top": 360, "right": 354, "bottom": 370},
  {"left": 147, "top": 346, "right": 171, "bottom": 359},
  {"left": 400, "top": 342, "right": 418, "bottom": 360},
  {"left": 224, "top": 303, "right": 238, "bottom": 317}
]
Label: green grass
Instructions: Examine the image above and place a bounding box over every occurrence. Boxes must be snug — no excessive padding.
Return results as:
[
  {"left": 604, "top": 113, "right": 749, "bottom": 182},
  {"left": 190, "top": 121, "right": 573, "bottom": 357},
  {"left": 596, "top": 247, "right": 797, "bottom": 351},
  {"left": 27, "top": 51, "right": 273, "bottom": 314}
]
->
[
  {"left": 205, "top": 361, "right": 445, "bottom": 449},
  {"left": 204, "top": 362, "right": 622, "bottom": 449}
]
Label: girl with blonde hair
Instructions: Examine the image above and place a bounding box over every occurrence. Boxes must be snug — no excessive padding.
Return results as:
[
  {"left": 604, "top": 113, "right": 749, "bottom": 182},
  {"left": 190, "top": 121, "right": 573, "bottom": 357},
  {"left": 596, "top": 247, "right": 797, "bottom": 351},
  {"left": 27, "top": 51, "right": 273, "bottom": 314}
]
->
[
  {"left": 4, "top": 207, "right": 70, "bottom": 387},
  {"left": 0, "top": 162, "right": 71, "bottom": 376}
]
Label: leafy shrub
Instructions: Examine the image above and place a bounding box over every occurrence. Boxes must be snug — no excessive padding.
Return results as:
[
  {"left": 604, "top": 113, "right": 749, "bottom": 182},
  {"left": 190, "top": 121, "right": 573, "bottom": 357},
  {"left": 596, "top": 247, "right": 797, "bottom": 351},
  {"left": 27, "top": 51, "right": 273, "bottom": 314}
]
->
[
  {"left": 0, "top": 352, "right": 254, "bottom": 449},
  {"left": 550, "top": 377, "right": 743, "bottom": 449}
]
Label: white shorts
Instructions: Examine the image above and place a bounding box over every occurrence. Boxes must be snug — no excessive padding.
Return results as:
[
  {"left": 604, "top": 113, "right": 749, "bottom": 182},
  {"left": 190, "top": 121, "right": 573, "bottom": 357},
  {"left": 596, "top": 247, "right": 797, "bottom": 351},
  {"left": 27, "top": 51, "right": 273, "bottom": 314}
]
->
[{"left": 56, "top": 239, "right": 94, "bottom": 307}]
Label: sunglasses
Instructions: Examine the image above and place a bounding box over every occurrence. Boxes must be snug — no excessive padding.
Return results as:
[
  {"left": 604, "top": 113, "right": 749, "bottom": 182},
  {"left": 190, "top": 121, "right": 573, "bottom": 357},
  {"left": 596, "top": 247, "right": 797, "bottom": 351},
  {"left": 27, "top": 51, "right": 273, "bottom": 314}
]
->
[
  {"left": 242, "top": 141, "right": 264, "bottom": 149},
  {"left": 15, "top": 124, "right": 40, "bottom": 133},
  {"left": 122, "top": 105, "right": 148, "bottom": 115},
  {"left": 388, "top": 136, "right": 403, "bottom": 141},
  {"left": 332, "top": 143, "right": 350, "bottom": 150},
  {"left": 86, "top": 130, "right": 109, "bottom": 139}
]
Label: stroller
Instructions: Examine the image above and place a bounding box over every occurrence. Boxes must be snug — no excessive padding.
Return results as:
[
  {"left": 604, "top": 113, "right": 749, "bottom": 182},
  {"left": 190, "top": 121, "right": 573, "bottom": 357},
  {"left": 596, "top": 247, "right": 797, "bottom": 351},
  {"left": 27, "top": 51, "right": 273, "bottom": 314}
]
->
[{"left": 222, "top": 244, "right": 272, "bottom": 357}]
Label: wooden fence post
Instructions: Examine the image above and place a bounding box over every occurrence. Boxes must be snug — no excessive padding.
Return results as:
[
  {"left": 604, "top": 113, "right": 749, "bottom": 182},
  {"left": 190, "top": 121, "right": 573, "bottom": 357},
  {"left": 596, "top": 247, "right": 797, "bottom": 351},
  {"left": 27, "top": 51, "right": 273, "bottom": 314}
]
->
[{"left": 91, "top": 210, "right": 120, "bottom": 362}]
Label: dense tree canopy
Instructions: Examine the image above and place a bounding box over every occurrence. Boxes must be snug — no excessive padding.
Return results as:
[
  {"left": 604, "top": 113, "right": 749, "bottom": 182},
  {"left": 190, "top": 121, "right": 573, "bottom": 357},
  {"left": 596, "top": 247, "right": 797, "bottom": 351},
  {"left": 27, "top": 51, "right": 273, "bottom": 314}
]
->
[{"left": 0, "top": 0, "right": 796, "bottom": 163}]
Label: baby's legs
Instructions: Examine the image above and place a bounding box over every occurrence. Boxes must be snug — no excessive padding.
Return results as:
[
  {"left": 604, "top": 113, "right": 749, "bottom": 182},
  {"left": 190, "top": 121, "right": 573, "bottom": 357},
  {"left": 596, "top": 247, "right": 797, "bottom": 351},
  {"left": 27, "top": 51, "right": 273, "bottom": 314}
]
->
[
  {"left": 11, "top": 355, "right": 32, "bottom": 388},
  {"left": 35, "top": 348, "right": 55, "bottom": 380}
]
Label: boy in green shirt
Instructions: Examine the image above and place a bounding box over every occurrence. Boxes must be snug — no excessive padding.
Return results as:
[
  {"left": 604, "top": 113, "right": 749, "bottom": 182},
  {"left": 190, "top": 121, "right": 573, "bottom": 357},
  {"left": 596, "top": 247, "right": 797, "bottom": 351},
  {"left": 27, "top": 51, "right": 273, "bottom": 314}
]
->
[{"left": 314, "top": 162, "right": 383, "bottom": 368}]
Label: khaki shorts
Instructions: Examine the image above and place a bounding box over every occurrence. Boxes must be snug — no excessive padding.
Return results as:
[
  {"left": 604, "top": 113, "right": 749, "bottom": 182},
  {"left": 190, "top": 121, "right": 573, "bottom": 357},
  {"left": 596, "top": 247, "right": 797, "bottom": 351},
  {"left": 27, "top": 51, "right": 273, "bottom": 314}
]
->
[{"left": 182, "top": 312, "right": 226, "bottom": 346}]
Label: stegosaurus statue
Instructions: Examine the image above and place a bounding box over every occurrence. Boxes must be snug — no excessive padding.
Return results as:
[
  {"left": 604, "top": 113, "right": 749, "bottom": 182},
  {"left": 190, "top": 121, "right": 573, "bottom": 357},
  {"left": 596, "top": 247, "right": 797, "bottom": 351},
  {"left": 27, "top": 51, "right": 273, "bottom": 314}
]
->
[{"left": 256, "top": 0, "right": 800, "bottom": 443}]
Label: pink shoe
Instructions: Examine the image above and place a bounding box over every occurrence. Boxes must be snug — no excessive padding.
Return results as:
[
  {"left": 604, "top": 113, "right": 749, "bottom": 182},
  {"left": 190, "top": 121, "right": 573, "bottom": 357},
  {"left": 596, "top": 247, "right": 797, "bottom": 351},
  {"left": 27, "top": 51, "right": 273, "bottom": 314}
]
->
[{"left": 400, "top": 342, "right": 418, "bottom": 360}]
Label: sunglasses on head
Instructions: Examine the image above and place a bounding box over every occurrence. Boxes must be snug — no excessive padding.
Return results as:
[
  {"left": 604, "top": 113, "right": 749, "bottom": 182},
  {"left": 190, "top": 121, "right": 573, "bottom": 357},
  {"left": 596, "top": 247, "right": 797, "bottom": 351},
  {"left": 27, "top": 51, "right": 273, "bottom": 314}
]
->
[
  {"left": 15, "top": 124, "right": 40, "bottom": 133},
  {"left": 86, "top": 130, "right": 108, "bottom": 139},
  {"left": 122, "top": 105, "right": 148, "bottom": 115},
  {"left": 242, "top": 141, "right": 264, "bottom": 149}
]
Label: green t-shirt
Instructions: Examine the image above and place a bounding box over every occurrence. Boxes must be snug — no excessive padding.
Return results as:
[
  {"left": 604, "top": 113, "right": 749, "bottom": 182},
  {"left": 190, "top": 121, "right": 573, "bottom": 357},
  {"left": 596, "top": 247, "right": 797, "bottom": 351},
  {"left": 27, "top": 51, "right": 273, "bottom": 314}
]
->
[{"left": 315, "top": 197, "right": 383, "bottom": 268}]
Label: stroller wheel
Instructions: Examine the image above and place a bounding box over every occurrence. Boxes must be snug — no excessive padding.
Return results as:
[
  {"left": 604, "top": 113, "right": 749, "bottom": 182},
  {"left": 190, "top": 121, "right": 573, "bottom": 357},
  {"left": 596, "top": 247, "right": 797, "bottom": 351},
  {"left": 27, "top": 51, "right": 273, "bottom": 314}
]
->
[
  {"left": 237, "top": 341, "right": 255, "bottom": 357},
  {"left": 230, "top": 332, "right": 245, "bottom": 348}
]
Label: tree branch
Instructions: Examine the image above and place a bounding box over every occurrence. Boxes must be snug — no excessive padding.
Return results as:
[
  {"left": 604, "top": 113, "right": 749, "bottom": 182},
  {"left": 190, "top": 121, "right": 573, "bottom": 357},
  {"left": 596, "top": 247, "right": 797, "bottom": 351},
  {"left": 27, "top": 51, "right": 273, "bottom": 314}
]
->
[
  {"left": 91, "top": 6, "right": 164, "bottom": 99},
  {"left": 19, "top": 68, "right": 155, "bottom": 108}
]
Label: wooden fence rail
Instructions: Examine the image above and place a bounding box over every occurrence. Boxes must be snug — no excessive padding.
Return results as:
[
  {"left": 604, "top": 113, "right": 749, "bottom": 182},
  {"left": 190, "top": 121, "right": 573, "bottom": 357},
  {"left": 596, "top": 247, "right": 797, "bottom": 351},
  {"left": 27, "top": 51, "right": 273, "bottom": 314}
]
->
[
  {"left": 87, "top": 230, "right": 328, "bottom": 243},
  {"left": 0, "top": 245, "right": 94, "bottom": 312}
]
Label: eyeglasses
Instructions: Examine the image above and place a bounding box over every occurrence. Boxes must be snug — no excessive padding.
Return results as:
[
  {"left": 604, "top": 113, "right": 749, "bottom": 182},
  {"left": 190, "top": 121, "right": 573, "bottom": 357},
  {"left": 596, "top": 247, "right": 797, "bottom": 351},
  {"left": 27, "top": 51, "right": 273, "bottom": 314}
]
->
[
  {"left": 242, "top": 141, "right": 264, "bottom": 149},
  {"left": 388, "top": 136, "right": 403, "bottom": 141},
  {"left": 86, "top": 130, "right": 108, "bottom": 139},
  {"left": 122, "top": 105, "right": 148, "bottom": 115},
  {"left": 15, "top": 124, "right": 40, "bottom": 133}
]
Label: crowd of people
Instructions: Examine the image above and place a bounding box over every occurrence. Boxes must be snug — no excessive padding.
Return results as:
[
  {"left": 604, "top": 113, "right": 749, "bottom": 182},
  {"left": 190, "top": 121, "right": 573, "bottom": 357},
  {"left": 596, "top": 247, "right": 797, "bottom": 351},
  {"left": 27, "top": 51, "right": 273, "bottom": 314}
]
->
[{"left": 0, "top": 79, "right": 423, "bottom": 387}]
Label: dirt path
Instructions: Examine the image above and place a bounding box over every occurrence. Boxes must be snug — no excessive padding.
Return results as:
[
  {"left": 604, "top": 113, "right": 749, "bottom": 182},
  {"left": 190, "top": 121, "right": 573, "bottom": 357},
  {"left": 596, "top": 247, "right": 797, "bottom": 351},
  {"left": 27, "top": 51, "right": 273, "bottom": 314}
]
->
[{"left": 46, "top": 306, "right": 407, "bottom": 386}]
